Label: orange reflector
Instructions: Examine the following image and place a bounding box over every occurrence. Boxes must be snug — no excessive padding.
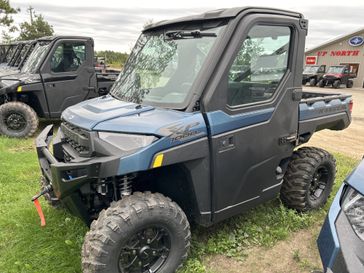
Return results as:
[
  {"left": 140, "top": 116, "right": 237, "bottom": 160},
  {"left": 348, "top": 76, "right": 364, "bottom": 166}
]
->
[
  {"left": 349, "top": 100, "right": 353, "bottom": 114},
  {"left": 152, "top": 154, "right": 164, "bottom": 168},
  {"left": 33, "top": 199, "right": 46, "bottom": 227}
]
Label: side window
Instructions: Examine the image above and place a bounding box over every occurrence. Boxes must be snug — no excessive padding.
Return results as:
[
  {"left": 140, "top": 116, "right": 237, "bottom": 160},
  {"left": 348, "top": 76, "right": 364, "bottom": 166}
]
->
[
  {"left": 51, "top": 42, "right": 86, "bottom": 73},
  {"left": 227, "top": 25, "right": 291, "bottom": 107},
  {"left": 318, "top": 65, "right": 326, "bottom": 73}
]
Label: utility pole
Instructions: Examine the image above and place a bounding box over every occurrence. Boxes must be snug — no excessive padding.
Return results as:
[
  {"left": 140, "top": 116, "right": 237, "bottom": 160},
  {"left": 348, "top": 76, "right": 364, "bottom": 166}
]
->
[{"left": 27, "top": 6, "right": 34, "bottom": 24}]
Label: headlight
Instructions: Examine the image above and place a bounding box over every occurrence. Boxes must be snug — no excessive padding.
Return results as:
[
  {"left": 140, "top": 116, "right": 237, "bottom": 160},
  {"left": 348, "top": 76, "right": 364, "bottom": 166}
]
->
[
  {"left": 342, "top": 187, "right": 364, "bottom": 240},
  {"left": 98, "top": 132, "right": 157, "bottom": 152}
]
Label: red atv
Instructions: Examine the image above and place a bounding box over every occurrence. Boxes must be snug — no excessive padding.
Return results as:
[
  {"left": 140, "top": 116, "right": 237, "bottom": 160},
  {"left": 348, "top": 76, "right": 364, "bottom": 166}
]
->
[{"left": 318, "top": 65, "right": 355, "bottom": 89}]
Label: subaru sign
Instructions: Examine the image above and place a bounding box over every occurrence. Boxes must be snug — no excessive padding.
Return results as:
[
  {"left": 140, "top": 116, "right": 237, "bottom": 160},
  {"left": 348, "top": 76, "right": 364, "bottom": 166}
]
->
[{"left": 348, "top": 36, "right": 364, "bottom": 47}]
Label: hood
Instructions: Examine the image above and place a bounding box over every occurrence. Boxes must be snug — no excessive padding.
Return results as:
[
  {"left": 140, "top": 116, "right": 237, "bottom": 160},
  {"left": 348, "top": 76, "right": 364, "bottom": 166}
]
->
[
  {"left": 0, "top": 72, "right": 42, "bottom": 83},
  {"left": 0, "top": 72, "right": 41, "bottom": 94},
  {"left": 0, "top": 67, "right": 20, "bottom": 78},
  {"left": 345, "top": 159, "right": 364, "bottom": 195},
  {"left": 323, "top": 73, "right": 342, "bottom": 78},
  {"left": 62, "top": 95, "right": 200, "bottom": 136}
]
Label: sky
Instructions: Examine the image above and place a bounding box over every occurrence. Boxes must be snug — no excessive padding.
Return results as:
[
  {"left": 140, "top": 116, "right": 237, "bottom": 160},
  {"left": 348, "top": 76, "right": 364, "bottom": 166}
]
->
[{"left": 5, "top": 0, "right": 364, "bottom": 53}]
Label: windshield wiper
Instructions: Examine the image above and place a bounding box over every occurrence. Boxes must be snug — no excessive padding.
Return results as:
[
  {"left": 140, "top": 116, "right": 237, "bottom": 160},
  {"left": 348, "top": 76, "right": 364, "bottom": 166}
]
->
[{"left": 165, "top": 30, "right": 216, "bottom": 40}]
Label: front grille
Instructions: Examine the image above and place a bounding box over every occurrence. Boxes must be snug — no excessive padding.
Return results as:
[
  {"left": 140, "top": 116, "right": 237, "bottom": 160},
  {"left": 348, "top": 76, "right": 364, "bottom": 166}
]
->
[{"left": 61, "top": 122, "right": 93, "bottom": 157}]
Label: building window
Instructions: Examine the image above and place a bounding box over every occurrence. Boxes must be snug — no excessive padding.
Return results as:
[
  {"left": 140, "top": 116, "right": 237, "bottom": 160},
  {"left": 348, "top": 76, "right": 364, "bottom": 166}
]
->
[{"left": 340, "top": 63, "right": 359, "bottom": 77}]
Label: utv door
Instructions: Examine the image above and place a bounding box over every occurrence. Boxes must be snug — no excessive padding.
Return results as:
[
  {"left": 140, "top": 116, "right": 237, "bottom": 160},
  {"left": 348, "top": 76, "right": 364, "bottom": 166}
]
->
[
  {"left": 40, "top": 38, "right": 97, "bottom": 118},
  {"left": 318, "top": 65, "right": 326, "bottom": 79},
  {"left": 342, "top": 67, "right": 350, "bottom": 84},
  {"left": 203, "top": 14, "right": 306, "bottom": 222}
]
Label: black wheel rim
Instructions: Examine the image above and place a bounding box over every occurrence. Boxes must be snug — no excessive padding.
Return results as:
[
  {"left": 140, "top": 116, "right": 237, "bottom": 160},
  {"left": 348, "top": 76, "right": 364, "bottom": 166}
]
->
[
  {"left": 309, "top": 166, "right": 329, "bottom": 201},
  {"left": 118, "top": 226, "right": 171, "bottom": 273},
  {"left": 4, "top": 111, "right": 27, "bottom": 131}
]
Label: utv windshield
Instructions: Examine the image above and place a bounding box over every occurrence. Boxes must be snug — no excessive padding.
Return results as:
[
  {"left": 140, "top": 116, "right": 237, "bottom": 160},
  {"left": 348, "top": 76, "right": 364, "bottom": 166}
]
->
[
  {"left": 110, "top": 21, "right": 226, "bottom": 108},
  {"left": 303, "top": 66, "right": 319, "bottom": 73},
  {"left": 21, "top": 42, "right": 50, "bottom": 74},
  {"left": 327, "top": 66, "right": 344, "bottom": 73}
]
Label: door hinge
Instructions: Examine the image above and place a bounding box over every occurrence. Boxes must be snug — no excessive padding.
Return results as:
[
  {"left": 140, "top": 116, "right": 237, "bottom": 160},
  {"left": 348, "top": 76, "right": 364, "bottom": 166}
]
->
[
  {"left": 299, "top": 19, "right": 308, "bottom": 35},
  {"left": 279, "top": 134, "right": 297, "bottom": 145},
  {"left": 292, "top": 89, "right": 302, "bottom": 101}
]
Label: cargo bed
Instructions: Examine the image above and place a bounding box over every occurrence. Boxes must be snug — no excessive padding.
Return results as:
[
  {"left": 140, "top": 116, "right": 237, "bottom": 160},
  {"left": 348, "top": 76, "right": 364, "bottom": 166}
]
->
[{"left": 298, "top": 90, "right": 352, "bottom": 143}]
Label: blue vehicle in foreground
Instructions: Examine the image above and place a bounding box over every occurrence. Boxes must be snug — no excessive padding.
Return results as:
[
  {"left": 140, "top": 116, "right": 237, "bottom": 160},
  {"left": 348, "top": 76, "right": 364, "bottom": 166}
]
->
[
  {"left": 33, "top": 7, "right": 353, "bottom": 273},
  {"left": 318, "top": 160, "right": 364, "bottom": 273}
]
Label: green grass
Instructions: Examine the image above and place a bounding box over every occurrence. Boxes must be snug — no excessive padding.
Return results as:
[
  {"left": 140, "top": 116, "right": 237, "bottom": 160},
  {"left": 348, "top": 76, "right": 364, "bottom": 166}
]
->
[{"left": 0, "top": 136, "right": 358, "bottom": 273}]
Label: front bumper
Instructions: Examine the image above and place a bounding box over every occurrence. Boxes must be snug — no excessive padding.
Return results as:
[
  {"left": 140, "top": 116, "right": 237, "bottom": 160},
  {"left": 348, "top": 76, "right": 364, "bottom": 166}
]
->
[
  {"left": 36, "top": 125, "right": 120, "bottom": 224},
  {"left": 317, "top": 185, "right": 364, "bottom": 273}
]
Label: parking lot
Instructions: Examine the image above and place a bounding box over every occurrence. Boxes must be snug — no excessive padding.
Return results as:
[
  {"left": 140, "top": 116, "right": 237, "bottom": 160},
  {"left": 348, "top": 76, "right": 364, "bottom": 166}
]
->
[{"left": 305, "top": 86, "right": 364, "bottom": 159}]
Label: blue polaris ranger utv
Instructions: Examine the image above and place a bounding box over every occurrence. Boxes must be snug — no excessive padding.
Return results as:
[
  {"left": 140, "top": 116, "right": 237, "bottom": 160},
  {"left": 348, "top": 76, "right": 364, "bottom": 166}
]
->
[
  {"left": 34, "top": 7, "right": 353, "bottom": 273},
  {"left": 318, "top": 159, "right": 364, "bottom": 273}
]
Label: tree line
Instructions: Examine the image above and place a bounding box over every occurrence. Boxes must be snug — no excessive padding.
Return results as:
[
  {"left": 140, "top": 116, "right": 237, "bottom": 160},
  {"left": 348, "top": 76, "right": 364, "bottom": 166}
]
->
[
  {"left": 95, "top": 50, "right": 129, "bottom": 68},
  {"left": 1, "top": 1, "right": 129, "bottom": 67},
  {"left": 1, "top": 1, "right": 54, "bottom": 42}
]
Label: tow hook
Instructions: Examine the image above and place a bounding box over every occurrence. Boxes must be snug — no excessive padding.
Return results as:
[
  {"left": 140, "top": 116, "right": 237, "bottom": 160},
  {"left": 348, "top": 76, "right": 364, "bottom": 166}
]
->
[
  {"left": 31, "top": 185, "right": 52, "bottom": 202},
  {"left": 31, "top": 185, "right": 53, "bottom": 227}
]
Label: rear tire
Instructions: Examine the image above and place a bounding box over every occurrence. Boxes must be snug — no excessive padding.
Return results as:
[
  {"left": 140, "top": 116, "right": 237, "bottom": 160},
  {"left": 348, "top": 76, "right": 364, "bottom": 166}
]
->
[
  {"left": 0, "top": 102, "right": 39, "bottom": 138},
  {"left": 309, "top": 78, "right": 317, "bottom": 86},
  {"left": 333, "top": 80, "right": 341, "bottom": 89},
  {"left": 82, "top": 192, "right": 191, "bottom": 273},
  {"left": 346, "top": 80, "right": 353, "bottom": 88},
  {"left": 318, "top": 79, "right": 325, "bottom": 88},
  {"left": 280, "top": 147, "right": 336, "bottom": 212}
]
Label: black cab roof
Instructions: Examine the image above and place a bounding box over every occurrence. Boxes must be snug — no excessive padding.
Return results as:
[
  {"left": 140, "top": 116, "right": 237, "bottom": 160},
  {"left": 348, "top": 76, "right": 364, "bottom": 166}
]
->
[
  {"left": 143, "top": 6, "right": 303, "bottom": 31},
  {"left": 38, "top": 35, "right": 93, "bottom": 42}
]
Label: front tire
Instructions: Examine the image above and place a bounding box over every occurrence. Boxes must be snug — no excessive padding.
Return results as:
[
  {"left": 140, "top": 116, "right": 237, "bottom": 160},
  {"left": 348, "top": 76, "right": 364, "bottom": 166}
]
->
[
  {"left": 280, "top": 147, "right": 336, "bottom": 212},
  {"left": 333, "top": 80, "right": 341, "bottom": 89},
  {"left": 309, "top": 78, "right": 317, "bottom": 86},
  {"left": 82, "top": 192, "right": 191, "bottom": 273},
  {"left": 0, "top": 102, "right": 39, "bottom": 138}
]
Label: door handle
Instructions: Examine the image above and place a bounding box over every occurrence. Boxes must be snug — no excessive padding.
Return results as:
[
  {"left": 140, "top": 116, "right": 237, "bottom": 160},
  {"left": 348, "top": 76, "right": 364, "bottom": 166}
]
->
[
  {"left": 83, "top": 87, "right": 96, "bottom": 92},
  {"left": 279, "top": 134, "right": 297, "bottom": 145},
  {"left": 218, "top": 135, "right": 235, "bottom": 152}
]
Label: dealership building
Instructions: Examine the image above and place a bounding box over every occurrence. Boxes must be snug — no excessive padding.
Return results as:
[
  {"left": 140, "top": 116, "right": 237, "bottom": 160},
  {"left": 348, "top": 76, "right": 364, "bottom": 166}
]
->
[{"left": 305, "top": 28, "right": 364, "bottom": 88}]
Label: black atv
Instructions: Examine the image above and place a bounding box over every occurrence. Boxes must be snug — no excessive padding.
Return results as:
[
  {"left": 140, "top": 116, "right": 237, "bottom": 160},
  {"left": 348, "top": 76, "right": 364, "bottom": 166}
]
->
[
  {"left": 302, "top": 65, "right": 326, "bottom": 86},
  {"left": 0, "top": 36, "right": 118, "bottom": 138}
]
